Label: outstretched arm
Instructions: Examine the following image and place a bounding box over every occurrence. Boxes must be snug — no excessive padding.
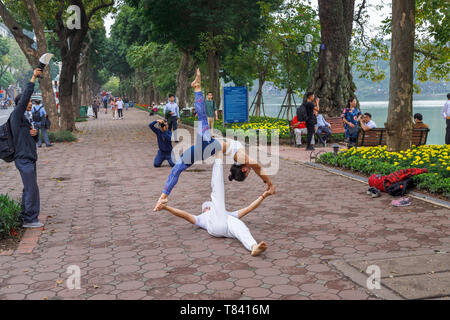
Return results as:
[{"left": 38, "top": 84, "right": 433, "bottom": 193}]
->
[
  {"left": 235, "top": 149, "right": 275, "bottom": 194},
  {"left": 162, "top": 205, "right": 196, "bottom": 225},
  {"left": 237, "top": 190, "right": 274, "bottom": 219}
]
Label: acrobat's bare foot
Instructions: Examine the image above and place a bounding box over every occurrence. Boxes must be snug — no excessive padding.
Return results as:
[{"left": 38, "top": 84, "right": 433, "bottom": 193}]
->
[
  {"left": 251, "top": 241, "right": 268, "bottom": 256},
  {"left": 191, "top": 68, "right": 201, "bottom": 89}
]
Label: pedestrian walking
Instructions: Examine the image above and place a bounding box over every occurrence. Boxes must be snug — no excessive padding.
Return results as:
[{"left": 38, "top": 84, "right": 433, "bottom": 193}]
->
[
  {"left": 111, "top": 98, "right": 118, "bottom": 120},
  {"left": 31, "top": 100, "right": 53, "bottom": 148},
  {"left": 103, "top": 94, "right": 108, "bottom": 114},
  {"left": 117, "top": 97, "right": 124, "bottom": 119},
  {"left": 92, "top": 99, "right": 99, "bottom": 119},
  {"left": 124, "top": 96, "right": 129, "bottom": 111},
  {"left": 164, "top": 94, "right": 180, "bottom": 142}
]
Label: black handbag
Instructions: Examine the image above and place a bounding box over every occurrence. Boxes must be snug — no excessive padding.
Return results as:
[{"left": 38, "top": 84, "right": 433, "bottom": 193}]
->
[{"left": 44, "top": 117, "right": 51, "bottom": 129}]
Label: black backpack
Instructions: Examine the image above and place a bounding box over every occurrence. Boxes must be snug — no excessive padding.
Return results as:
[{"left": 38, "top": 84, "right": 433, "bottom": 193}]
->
[
  {"left": 297, "top": 104, "right": 308, "bottom": 122},
  {"left": 32, "top": 106, "right": 43, "bottom": 122},
  {"left": 0, "top": 117, "right": 15, "bottom": 162},
  {"left": 385, "top": 178, "right": 414, "bottom": 197}
]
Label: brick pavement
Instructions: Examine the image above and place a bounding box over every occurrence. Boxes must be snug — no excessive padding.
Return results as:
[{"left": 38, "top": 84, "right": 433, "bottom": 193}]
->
[{"left": 0, "top": 108, "right": 449, "bottom": 300}]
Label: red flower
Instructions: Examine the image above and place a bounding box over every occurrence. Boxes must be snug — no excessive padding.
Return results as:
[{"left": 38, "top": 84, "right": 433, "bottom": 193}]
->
[{"left": 10, "top": 228, "right": 18, "bottom": 237}]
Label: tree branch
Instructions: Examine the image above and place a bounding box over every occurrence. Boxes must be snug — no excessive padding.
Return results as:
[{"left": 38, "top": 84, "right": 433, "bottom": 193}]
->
[
  {"left": 23, "top": 0, "right": 47, "bottom": 55},
  {"left": 87, "top": 1, "right": 114, "bottom": 22},
  {"left": 0, "top": 0, "right": 37, "bottom": 63}
]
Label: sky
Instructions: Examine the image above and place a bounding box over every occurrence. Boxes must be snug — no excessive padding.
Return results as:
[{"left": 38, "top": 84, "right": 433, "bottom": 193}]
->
[{"left": 103, "top": 0, "right": 392, "bottom": 38}]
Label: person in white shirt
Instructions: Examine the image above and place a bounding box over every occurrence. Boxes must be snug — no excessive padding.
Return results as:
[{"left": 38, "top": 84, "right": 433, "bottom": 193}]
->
[
  {"left": 359, "top": 113, "right": 377, "bottom": 131},
  {"left": 442, "top": 93, "right": 450, "bottom": 144},
  {"left": 164, "top": 94, "right": 180, "bottom": 142},
  {"left": 116, "top": 97, "right": 124, "bottom": 120},
  {"left": 160, "top": 158, "right": 272, "bottom": 256}
]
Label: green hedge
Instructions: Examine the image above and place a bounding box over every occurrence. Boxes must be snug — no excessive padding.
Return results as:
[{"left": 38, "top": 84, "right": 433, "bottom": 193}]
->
[
  {"left": 0, "top": 194, "right": 22, "bottom": 239},
  {"left": 48, "top": 131, "right": 77, "bottom": 143}
]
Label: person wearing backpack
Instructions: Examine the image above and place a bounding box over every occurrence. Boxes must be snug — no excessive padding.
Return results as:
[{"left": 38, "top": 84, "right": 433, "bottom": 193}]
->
[
  {"left": 32, "top": 100, "right": 53, "bottom": 148},
  {"left": 10, "top": 69, "right": 44, "bottom": 228}
]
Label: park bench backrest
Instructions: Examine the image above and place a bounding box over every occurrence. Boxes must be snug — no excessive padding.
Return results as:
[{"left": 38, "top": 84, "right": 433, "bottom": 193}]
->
[
  {"left": 357, "top": 128, "right": 430, "bottom": 147},
  {"left": 325, "top": 117, "right": 345, "bottom": 134},
  {"left": 411, "top": 128, "right": 430, "bottom": 146},
  {"left": 357, "top": 128, "right": 387, "bottom": 147}
]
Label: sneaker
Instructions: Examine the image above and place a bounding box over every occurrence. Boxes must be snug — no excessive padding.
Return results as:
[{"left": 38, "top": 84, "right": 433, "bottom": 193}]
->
[
  {"left": 391, "top": 198, "right": 411, "bottom": 207},
  {"left": 367, "top": 187, "right": 381, "bottom": 198},
  {"left": 306, "top": 146, "right": 315, "bottom": 151},
  {"left": 47, "top": 144, "right": 53, "bottom": 147},
  {"left": 23, "top": 222, "right": 44, "bottom": 228}
]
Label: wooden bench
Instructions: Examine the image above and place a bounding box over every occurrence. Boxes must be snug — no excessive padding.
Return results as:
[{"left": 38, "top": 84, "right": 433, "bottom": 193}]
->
[
  {"left": 288, "top": 117, "right": 345, "bottom": 145},
  {"left": 356, "top": 128, "right": 430, "bottom": 147},
  {"left": 326, "top": 117, "right": 346, "bottom": 134}
]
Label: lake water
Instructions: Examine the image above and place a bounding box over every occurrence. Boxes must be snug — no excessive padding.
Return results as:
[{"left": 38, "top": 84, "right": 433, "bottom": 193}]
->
[{"left": 260, "top": 99, "right": 446, "bottom": 145}]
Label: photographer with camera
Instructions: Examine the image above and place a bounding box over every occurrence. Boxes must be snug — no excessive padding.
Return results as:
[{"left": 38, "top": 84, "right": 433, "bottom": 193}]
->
[
  {"left": 10, "top": 69, "right": 44, "bottom": 228},
  {"left": 149, "top": 119, "right": 175, "bottom": 167}
]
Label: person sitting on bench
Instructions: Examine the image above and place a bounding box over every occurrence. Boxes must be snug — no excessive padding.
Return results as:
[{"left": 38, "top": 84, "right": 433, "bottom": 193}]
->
[
  {"left": 359, "top": 113, "right": 377, "bottom": 132},
  {"left": 315, "top": 107, "right": 331, "bottom": 147}
]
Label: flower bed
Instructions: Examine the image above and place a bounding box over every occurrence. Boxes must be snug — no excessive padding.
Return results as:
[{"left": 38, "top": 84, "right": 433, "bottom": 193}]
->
[{"left": 317, "top": 145, "right": 450, "bottom": 197}]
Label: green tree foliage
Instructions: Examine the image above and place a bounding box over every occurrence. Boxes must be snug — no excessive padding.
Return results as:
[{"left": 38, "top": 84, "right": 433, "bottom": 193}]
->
[
  {"left": 351, "top": 0, "right": 449, "bottom": 92},
  {"left": 271, "top": 1, "right": 320, "bottom": 93},
  {"left": 127, "top": 42, "right": 181, "bottom": 97},
  {"left": 106, "top": 4, "right": 149, "bottom": 77},
  {"left": 103, "top": 76, "right": 120, "bottom": 96},
  {"left": 221, "top": 2, "right": 281, "bottom": 88}
]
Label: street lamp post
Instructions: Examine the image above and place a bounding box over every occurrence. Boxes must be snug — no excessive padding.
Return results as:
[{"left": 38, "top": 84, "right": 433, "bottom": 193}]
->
[{"left": 297, "top": 35, "right": 322, "bottom": 84}]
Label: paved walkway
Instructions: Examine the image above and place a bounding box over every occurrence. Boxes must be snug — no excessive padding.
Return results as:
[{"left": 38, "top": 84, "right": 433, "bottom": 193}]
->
[{"left": 0, "top": 108, "right": 449, "bottom": 300}]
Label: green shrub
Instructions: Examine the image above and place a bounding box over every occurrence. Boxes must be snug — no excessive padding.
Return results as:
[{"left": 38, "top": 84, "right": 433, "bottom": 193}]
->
[
  {"left": 48, "top": 130, "right": 77, "bottom": 143},
  {"left": 0, "top": 194, "right": 22, "bottom": 239},
  {"left": 75, "top": 117, "right": 88, "bottom": 122}
]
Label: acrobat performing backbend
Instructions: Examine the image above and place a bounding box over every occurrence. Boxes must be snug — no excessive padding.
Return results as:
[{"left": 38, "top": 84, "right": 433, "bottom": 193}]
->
[
  {"left": 153, "top": 68, "right": 276, "bottom": 212},
  {"left": 160, "top": 158, "right": 272, "bottom": 256}
]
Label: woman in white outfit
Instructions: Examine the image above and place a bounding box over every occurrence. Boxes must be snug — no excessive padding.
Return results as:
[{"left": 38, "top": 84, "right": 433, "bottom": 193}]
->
[{"left": 160, "top": 158, "right": 272, "bottom": 256}]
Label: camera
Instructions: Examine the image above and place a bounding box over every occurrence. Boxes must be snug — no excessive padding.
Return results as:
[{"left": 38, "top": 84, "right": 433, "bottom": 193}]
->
[{"left": 159, "top": 121, "right": 166, "bottom": 129}]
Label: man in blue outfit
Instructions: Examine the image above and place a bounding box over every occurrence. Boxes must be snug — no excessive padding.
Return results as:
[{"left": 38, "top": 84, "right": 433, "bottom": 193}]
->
[
  {"left": 149, "top": 119, "right": 175, "bottom": 167},
  {"left": 31, "top": 100, "right": 53, "bottom": 148},
  {"left": 10, "top": 68, "right": 44, "bottom": 228}
]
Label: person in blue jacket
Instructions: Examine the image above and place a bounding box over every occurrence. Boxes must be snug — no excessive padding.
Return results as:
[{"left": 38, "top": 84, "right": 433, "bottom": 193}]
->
[{"left": 149, "top": 119, "right": 175, "bottom": 167}]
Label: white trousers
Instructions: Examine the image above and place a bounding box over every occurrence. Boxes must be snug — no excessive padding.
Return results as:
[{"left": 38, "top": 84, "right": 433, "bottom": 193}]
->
[
  {"left": 206, "top": 159, "right": 257, "bottom": 251},
  {"left": 294, "top": 128, "right": 314, "bottom": 145}
]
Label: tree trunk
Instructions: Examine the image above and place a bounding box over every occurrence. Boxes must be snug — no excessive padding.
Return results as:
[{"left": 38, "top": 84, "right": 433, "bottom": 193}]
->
[
  {"left": 59, "top": 57, "right": 77, "bottom": 132},
  {"left": 38, "top": 70, "right": 59, "bottom": 132},
  {"left": 0, "top": 0, "right": 59, "bottom": 131},
  {"left": 207, "top": 50, "right": 221, "bottom": 109},
  {"left": 385, "top": 0, "right": 415, "bottom": 152},
  {"left": 176, "top": 49, "right": 195, "bottom": 109},
  {"left": 307, "top": 0, "right": 356, "bottom": 116},
  {"left": 254, "top": 76, "right": 265, "bottom": 116}
]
